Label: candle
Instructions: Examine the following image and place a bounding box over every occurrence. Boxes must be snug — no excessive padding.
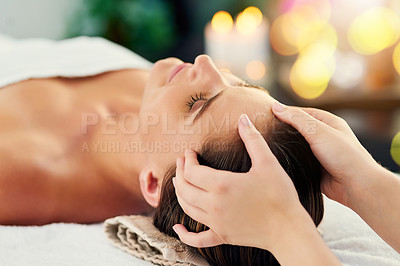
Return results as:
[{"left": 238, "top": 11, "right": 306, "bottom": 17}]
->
[{"left": 204, "top": 7, "right": 270, "bottom": 85}]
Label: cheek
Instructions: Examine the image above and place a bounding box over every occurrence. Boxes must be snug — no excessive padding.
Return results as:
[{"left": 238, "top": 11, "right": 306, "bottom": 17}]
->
[
  {"left": 146, "top": 139, "right": 185, "bottom": 177},
  {"left": 139, "top": 103, "right": 182, "bottom": 145},
  {"left": 148, "top": 130, "right": 203, "bottom": 156},
  {"left": 139, "top": 86, "right": 200, "bottom": 146},
  {"left": 144, "top": 130, "right": 207, "bottom": 179},
  {"left": 141, "top": 86, "right": 176, "bottom": 118}
]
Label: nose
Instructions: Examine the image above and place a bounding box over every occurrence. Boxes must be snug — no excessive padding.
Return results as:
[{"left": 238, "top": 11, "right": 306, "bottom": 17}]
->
[
  {"left": 194, "top": 55, "right": 217, "bottom": 70},
  {"left": 193, "top": 55, "right": 224, "bottom": 84}
]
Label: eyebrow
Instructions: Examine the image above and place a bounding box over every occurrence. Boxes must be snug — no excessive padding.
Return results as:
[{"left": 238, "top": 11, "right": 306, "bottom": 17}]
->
[
  {"left": 193, "top": 90, "right": 226, "bottom": 124},
  {"left": 191, "top": 84, "right": 265, "bottom": 123},
  {"left": 243, "top": 83, "right": 264, "bottom": 90}
]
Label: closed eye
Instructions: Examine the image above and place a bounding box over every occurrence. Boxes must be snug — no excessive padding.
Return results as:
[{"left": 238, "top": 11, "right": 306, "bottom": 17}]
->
[
  {"left": 186, "top": 92, "right": 208, "bottom": 111},
  {"left": 190, "top": 81, "right": 266, "bottom": 123}
]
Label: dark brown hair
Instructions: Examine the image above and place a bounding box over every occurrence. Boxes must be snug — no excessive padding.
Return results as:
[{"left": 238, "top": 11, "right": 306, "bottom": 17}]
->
[{"left": 153, "top": 118, "right": 323, "bottom": 266}]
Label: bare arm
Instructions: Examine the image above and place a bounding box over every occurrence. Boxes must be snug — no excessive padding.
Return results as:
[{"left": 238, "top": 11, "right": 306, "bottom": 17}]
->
[
  {"left": 346, "top": 166, "right": 400, "bottom": 253},
  {"left": 272, "top": 103, "right": 400, "bottom": 253},
  {"left": 269, "top": 211, "right": 340, "bottom": 266}
]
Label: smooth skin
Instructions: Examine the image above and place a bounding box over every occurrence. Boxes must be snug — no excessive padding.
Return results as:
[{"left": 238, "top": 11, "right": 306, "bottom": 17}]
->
[
  {"left": 173, "top": 102, "right": 400, "bottom": 265},
  {"left": 0, "top": 54, "right": 275, "bottom": 225}
]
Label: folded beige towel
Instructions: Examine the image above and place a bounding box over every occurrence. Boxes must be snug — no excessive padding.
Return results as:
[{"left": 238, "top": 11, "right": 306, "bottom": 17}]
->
[{"left": 104, "top": 215, "right": 210, "bottom": 266}]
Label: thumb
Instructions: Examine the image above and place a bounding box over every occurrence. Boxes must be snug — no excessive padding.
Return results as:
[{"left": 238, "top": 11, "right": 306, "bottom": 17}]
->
[{"left": 172, "top": 224, "right": 224, "bottom": 248}]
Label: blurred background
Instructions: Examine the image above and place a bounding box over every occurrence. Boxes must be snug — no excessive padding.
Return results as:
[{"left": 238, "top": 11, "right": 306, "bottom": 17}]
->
[{"left": 0, "top": 0, "right": 399, "bottom": 172}]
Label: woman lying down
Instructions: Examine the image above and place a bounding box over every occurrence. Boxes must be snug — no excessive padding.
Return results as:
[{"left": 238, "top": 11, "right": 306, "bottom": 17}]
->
[{"left": 1, "top": 36, "right": 399, "bottom": 265}]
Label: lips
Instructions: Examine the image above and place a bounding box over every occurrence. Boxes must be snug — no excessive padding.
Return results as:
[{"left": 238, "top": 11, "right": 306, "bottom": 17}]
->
[{"left": 168, "top": 63, "right": 191, "bottom": 82}]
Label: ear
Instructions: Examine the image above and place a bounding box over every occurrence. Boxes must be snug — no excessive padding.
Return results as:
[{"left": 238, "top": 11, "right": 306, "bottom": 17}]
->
[{"left": 139, "top": 166, "right": 161, "bottom": 208}]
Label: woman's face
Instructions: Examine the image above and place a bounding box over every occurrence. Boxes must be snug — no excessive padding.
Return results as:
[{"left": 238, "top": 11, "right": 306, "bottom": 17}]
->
[{"left": 139, "top": 55, "right": 274, "bottom": 178}]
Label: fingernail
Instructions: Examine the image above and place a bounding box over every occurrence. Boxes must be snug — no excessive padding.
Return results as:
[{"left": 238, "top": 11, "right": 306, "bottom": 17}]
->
[
  {"left": 272, "top": 102, "right": 285, "bottom": 112},
  {"left": 172, "top": 225, "right": 181, "bottom": 235},
  {"left": 172, "top": 177, "right": 176, "bottom": 188},
  {"left": 185, "top": 149, "right": 194, "bottom": 157},
  {"left": 239, "top": 114, "right": 253, "bottom": 127}
]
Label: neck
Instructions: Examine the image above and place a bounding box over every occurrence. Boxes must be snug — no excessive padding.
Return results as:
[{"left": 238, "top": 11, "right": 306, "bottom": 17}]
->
[{"left": 93, "top": 69, "right": 152, "bottom": 212}]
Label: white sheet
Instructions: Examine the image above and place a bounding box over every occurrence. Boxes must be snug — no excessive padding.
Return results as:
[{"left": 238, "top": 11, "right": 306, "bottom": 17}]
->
[
  {"left": 0, "top": 34, "right": 152, "bottom": 88},
  {"left": 319, "top": 197, "right": 400, "bottom": 265},
  {"left": 0, "top": 197, "right": 399, "bottom": 266},
  {"left": 0, "top": 223, "right": 152, "bottom": 266}
]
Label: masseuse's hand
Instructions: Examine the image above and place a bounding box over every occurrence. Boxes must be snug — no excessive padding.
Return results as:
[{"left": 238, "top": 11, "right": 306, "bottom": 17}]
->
[
  {"left": 172, "top": 114, "right": 316, "bottom": 252},
  {"left": 271, "top": 102, "right": 378, "bottom": 208},
  {"left": 273, "top": 103, "right": 400, "bottom": 254}
]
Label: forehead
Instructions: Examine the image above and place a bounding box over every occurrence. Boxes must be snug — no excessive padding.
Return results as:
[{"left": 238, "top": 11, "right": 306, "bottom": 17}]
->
[{"left": 193, "top": 86, "right": 273, "bottom": 138}]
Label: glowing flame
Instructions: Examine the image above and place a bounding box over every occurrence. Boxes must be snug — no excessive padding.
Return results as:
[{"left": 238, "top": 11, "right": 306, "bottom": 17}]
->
[
  {"left": 236, "top": 6, "right": 263, "bottom": 35},
  {"left": 243, "top": 6, "right": 263, "bottom": 25},
  {"left": 348, "top": 7, "right": 400, "bottom": 55},
  {"left": 211, "top": 11, "right": 233, "bottom": 34},
  {"left": 246, "top": 60, "right": 266, "bottom": 80}
]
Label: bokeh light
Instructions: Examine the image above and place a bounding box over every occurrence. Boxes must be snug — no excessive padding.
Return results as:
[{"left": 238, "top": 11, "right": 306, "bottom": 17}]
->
[
  {"left": 236, "top": 8, "right": 261, "bottom": 35},
  {"left": 332, "top": 51, "right": 366, "bottom": 89},
  {"left": 211, "top": 11, "right": 233, "bottom": 34},
  {"left": 290, "top": 48, "right": 335, "bottom": 99},
  {"left": 394, "top": 42, "right": 400, "bottom": 75},
  {"left": 270, "top": 14, "right": 300, "bottom": 55},
  {"left": 281, "top": 7, "right": 321, "bottom": 50},
  {"left": 270, "top": 0, "right": 338, "bottom": 98},
  {"left": 348, "top": 7, "right": 400, "bottom": 55},
  {"left": 391, "top": 131, "right": 400, "bottom": 166},
  {"left": 280, "top": 0, "right": 332, "bottom": 21},
  {"left": 246, "top": 60, "right": 266, "bottom": 80},
  {"left": 312, "top": 23, "right": 338, "bottom": 52},
  {"left": 300, "top": 23, "right": 337, "bottom": 60},
  {"left": 270, "top": 5, "right": 330, "bottom": 56},
  {"left": 242, "top": 6, "right": 263, "bottom": 25}
]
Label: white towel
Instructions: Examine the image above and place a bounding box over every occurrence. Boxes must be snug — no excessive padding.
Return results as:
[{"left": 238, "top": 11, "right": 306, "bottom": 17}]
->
[
  {"left": 320, "top": 196, "right": 400, "bottom": 266},
  {"left": 104, "top": 215, "right": 210, "bottom": 266},
  {"left": 0, "top": 34, "right": 153, "bottom": 88}
]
